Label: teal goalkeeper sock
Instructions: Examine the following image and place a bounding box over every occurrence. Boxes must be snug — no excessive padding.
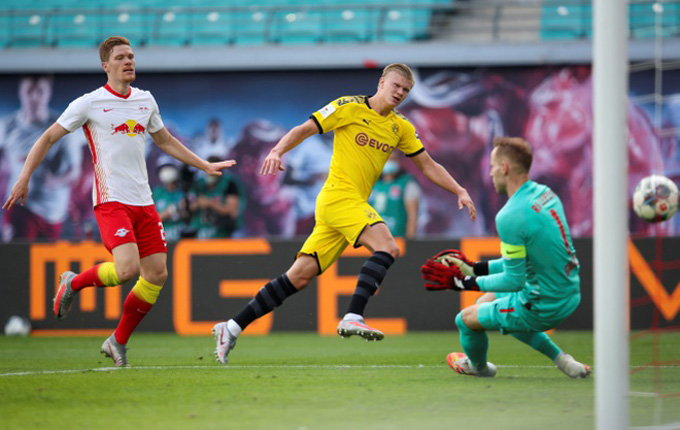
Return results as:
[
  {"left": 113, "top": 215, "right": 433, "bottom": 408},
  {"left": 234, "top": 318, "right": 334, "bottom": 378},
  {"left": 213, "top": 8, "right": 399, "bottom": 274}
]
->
[
  {"left": 511, "top": 332, "right": 562, "bottom": 361},
  {"left": 455, "top": 312, "right": 489, "bottom": 370}
]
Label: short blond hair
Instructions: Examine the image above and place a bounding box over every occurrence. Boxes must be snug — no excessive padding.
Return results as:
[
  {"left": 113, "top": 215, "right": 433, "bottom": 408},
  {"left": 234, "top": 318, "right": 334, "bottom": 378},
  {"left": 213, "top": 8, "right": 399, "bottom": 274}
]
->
[
  {"left": 381, "top": 63, "right": 414, "bottom": 85},
  {"left": 493, "top": 137, "right": 533, "bottom": 173},
  {"left": 99, "top": 36, "right": 131, "bottom": 62}
]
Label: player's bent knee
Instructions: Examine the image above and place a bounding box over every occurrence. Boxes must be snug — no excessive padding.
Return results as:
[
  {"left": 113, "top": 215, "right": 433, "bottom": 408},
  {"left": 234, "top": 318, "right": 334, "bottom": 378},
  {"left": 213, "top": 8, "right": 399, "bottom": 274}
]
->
[
  {"left": 460, "top": 305, "right": 484, "bottom": 331},
  {"left": 115, "top": 262, "right": 141, "bottom": 283},
  {"left": 145, "top": 266, "right": 168, "bottom": 286}
]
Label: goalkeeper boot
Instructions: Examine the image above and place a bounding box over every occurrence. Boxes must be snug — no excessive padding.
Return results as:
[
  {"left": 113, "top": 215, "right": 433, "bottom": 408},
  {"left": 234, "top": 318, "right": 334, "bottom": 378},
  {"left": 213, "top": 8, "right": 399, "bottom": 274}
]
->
[
  {"left": 213, "top": 322, "right": 238, "bottom": 365},
  {"left": 555, "top": 353, "right": 591, "bottom": 378},
  {"left": 337, "top": 318, "right": 384, "bottom": 341},
  {"left": 53, "top": 271, "right": 77, "bottom": 320},
  {"left": 101, "top": 334, "right": 129, "bottom": 367},
  {"left": 446, "top": 352, "right": 497, "bottom": 377}
]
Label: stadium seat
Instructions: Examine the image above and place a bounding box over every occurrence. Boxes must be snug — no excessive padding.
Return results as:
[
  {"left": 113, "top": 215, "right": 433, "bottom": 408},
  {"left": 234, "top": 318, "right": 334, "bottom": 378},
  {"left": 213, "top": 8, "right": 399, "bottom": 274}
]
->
[
  {"left": 379, "top": 7, "right": 431, "bottom": 43},
  {"left": 150, "top": 10, "right": 191, "bottom": 46},
  {"left": 49, "top": 10, "right": 100, "bottom": 48},
  {"left": 100, "top": 9, "right": 153, "bottom": 47},
  {"left": 272, "top": 8, "right": 323, "bottom": 44},
  {"left": 232, "top": 8, "right": 270, "bottom": 45},
  {"left": 189, "top": 10, "right": 233, "bottom": 46},
  {"left": 540, "top": 1, "right": 592, "bottom": 40}
]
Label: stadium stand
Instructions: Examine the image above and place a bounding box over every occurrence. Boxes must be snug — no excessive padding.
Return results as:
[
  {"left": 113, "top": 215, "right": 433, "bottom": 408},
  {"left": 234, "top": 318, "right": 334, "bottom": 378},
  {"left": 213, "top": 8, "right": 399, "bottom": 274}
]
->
[
  {"left": 541, "top": 0, "right": 680, "bottom": 40},
  {"left": 0, "top": 0, "right": 453, "bottom": 48}
]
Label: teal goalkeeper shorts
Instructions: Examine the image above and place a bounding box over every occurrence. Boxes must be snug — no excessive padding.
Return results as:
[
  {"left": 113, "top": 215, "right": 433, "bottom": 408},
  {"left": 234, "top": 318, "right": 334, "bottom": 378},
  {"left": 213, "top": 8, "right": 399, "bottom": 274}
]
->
[{"left": 476, "top": 292, "right": 566, "bottom": 334}]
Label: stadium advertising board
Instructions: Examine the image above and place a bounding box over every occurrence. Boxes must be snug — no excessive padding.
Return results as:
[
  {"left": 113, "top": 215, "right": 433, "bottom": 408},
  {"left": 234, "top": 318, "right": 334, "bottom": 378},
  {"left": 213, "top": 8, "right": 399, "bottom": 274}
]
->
[{"left": 0, "top": 238, "right": 677, "bottom": 335}]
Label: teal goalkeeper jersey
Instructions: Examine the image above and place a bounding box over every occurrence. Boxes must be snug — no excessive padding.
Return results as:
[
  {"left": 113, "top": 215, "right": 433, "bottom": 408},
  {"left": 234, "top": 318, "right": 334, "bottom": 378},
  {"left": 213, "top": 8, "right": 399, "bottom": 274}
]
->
[{"left": 477, "top": 180, "right": 581, "bottom": 320}]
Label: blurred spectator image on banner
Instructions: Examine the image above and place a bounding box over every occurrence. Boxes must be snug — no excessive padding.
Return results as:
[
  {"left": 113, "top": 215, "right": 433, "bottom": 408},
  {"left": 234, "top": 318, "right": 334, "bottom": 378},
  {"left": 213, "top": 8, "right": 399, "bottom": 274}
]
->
[
  {"left": 189, "top": 156, "right": 245, "bottom": 238},
  {"left": 0, "top": 75, "right": 82, "bottom": 241},
  {"left": 230, "top": 119, "right": 294, "bottom": 237},
  {"left": 401, "top": 69, "right": 526, "bottom": 237},
  {"left": 152, "top": 162, "right": 190, "bottom": 242},
  {"left": 524, "top": 66, "right": 664, "bottom": 236},
  {"left": 369, "top": 151, "right": 422, "bottom": 238},
  {"left": 0, "top": 67, "right": 676, "bottom": 240},
  {"left": 191, "top": 118, "right": 234, "bottom": 161},
  {"left": 283, "top": 132, "right": 332, "bottom": 236}
]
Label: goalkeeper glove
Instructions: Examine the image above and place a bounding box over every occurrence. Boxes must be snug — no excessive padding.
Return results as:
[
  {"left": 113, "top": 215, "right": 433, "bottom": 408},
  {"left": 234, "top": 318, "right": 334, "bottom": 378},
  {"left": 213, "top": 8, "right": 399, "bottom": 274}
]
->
[
  {"left": 420, "top": 258, "right": 480, "bottom": 291},
  {"left": 433, "top": 249, "right": 488, "bottom": 276}
]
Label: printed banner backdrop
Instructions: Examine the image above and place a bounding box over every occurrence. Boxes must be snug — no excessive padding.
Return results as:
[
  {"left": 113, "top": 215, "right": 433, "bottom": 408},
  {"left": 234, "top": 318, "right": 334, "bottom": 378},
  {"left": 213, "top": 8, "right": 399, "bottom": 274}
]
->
[
  {"left": 0, "top": 66, "right": 679, "bottom": 241},
  {"left": 0, "top": 238, "right": 678, "bottom": 335}
]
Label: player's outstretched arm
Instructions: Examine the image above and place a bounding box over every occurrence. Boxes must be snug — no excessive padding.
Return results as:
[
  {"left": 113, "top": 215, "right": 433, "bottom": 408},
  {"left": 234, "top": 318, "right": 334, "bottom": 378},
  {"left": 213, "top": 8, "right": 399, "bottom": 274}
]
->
[
  {"left": 260, "top": 119, "right": 318, "bottom": 176},
  {"left": 150, "top": 127, "right": 236, "bottom": 176},
  {"left": 410, "top": 151, "right": 476, "bottom": 221},
  {"left": 3, "top": 123, "right": 69, "bottom": 210}
]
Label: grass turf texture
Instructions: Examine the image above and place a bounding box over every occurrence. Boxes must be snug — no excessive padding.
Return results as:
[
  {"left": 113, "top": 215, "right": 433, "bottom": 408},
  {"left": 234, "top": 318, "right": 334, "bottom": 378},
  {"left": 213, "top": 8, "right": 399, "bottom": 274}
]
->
[{"left": 1, "top": 331, "right": 679, "bottom": 429}]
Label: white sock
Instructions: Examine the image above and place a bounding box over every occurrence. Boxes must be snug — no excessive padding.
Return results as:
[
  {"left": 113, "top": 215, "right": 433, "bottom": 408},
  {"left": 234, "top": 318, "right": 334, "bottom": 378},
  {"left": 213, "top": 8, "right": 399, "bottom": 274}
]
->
[
  {"left": 227, "top": 319, "right": 242, "bottom": 336},
  {"left": 342, "top": 312, "right": 364, "bottom": 322}
]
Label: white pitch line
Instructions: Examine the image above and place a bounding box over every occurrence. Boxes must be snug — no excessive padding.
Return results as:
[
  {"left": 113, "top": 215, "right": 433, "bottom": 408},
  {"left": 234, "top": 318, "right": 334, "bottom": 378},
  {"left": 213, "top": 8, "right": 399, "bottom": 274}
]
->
[
  {"left": 3, "top": 363, "right": 679, "bottom": 377},
  {"left": 0, "top": 364, "right": 561, "bottom": 377}
]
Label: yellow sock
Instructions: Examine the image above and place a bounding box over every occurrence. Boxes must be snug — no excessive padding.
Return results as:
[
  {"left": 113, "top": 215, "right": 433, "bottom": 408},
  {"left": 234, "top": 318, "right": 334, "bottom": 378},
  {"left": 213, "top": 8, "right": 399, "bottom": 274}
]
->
[
  {"left": 97, "top": 262, "right": 121, "bottom": 286},
  {"left": 131, "top": 276, "right": 163, "bottom": 305}
]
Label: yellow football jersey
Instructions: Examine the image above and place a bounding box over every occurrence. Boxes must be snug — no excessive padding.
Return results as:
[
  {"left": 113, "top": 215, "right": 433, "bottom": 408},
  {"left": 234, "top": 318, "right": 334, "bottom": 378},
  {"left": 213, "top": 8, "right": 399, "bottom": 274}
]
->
[{"left": 310, "top": 95, "right": 424, "bottom": 200}]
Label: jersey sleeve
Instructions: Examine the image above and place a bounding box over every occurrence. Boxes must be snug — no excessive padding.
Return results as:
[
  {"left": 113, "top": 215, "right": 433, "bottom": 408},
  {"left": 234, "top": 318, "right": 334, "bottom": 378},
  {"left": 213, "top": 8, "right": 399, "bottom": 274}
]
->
[
  {"left": 476, "top": 211, "right": 528, "bottom": 292},
  {"left": 147, "top": 94, "right": 165, "bottom": 133},
  {"left": 310, "top": 96, "right": 355, "bottom": 134},
  {"left": 57, "top": 95, "right": 90, "bottom": 132},
  {"left": 397, "top": 119, "right": 424, "bottom": 157}
]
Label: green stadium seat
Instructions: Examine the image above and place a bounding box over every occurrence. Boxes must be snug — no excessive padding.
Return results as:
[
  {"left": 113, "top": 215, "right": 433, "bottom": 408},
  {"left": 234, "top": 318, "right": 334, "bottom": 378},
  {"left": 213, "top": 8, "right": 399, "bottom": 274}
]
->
[
  {"left": 150, "top": 10, "right": 191, "bottom": 46},
  {"left": 323, "top": 8, "right": 377, "bottom": 43},
  {"left": 232, "top": 8, "right": 270, "bottom": 45},
  {"left": 189, "top": 10, "right": 233, "bottom": 46},
  {"left": 49, "top": 10, "right": 100, "bottom": 48},
  {"left": 540, "top": 1, "right": 592, "bottom": 40},
  {"left": 7, "top": 12, "right": 49, "bottom": 47},
  {"left": 272, "top": 8, "right": 323, "bottom": 44},
  {"left": 379, "top": 7, "right": 431, "bottom": 43},
  {"left": 100, "top": 9, "right": 154, "bottom": 47}
]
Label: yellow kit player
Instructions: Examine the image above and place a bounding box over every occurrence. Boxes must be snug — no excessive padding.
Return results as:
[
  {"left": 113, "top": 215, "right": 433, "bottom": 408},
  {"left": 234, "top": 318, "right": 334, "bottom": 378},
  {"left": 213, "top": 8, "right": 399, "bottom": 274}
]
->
[{"left": 212, "top": 64, "right": 476, "bottom": 364}]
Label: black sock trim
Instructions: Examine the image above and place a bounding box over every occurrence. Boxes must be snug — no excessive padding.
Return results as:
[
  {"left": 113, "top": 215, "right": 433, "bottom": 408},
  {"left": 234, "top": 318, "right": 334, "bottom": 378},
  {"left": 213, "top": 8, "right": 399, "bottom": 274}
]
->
[{"left": 233, "top": 274, "right": 299, "bottom": 329}]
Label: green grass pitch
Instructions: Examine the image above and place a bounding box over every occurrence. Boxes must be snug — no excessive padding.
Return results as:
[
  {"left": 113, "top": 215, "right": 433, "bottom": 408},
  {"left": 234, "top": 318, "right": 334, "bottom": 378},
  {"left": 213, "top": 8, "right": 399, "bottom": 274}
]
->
[{"left": 2, "top": 331, "right": 679, "bottom": 429}]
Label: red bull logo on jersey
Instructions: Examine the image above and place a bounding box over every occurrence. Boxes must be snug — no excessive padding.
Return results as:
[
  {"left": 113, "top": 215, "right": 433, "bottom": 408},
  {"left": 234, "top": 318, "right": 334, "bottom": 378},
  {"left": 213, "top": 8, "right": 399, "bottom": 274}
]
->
[
  {"left": 111, "top": 120, "right": 146, "bottom": 137},
  {"left": 355, "top": 132, "right": 394, "bottom": 153}
]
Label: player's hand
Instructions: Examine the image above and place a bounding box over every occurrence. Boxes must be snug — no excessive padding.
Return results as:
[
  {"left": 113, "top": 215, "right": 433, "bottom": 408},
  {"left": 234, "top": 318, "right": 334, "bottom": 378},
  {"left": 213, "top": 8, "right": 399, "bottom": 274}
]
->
[
  {"left": 2, "top": 179, "right": 29, "bottom": 210},
  {"left": 457, "top": 188, "right": 476, "bottom": 221},
  {"left": 433, "top": 249, "right": 475, "bottom": 277},
  {"left": 421, "top": 258, "right": 480, "bottom": 291},
  {"left": 204, "top": 159, "right": 237, "bottom": 176},
  {"left": 260, "top": 150, "right": 286, "bottom": 176}
]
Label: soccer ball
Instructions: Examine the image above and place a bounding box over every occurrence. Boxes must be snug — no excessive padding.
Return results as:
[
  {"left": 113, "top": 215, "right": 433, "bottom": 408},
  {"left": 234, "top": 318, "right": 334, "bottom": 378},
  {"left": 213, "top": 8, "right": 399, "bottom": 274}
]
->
[
  {"left": 4, "top": 315, "right": 31, "bottom": 337},
  {"left": 633, "top": 175, "right": 679, "bottom": 223}
]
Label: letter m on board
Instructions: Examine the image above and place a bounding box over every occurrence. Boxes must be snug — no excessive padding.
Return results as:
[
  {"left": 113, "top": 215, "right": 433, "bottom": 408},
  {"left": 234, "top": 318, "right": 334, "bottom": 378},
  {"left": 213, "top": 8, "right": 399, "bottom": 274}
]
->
[{"left": 29, "top": 242, "right": 121, "bottom": 321}]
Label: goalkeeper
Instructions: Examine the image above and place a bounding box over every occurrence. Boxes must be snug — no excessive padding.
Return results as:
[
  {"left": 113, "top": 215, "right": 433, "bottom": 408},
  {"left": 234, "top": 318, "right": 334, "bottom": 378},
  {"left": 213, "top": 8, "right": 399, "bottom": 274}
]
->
[{"left": 421, "top": 137, "right": 590, "bottom": 378}]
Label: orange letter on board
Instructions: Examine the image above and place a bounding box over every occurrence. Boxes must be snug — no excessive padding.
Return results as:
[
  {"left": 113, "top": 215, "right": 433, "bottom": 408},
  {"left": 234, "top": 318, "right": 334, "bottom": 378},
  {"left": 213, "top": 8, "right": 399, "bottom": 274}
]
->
[{"left": 317, "top": 238, "right": 407, "bottom": 335}]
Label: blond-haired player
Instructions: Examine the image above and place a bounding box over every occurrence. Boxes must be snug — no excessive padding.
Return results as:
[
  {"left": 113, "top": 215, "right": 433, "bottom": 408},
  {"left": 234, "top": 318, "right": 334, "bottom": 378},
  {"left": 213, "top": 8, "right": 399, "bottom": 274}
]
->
[
  {"left": 3, "top": 36, "right": 235, "bottom": 366},
  {"left": 213, "top": 64, "right": 476, "bottom": 364}
]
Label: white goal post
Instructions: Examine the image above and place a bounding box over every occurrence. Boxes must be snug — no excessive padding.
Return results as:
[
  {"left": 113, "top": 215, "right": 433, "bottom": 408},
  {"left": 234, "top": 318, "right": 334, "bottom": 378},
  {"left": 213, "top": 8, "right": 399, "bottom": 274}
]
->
[{"left": 593, "top": 0, "right": 630, "bottom": 429}]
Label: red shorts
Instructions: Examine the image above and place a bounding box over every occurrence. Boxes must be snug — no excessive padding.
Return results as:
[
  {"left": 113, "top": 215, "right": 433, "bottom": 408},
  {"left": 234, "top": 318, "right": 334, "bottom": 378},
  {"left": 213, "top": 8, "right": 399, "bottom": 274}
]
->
[{"left": 94, "top": 202, "right": 167, "bottom": 258}]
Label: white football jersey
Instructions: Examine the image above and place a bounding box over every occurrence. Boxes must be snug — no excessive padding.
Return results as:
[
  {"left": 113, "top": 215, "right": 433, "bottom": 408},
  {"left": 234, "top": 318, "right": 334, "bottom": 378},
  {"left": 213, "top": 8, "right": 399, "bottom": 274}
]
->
[{"left": 57, "top": 84, "right": 164, "bottom": 206}]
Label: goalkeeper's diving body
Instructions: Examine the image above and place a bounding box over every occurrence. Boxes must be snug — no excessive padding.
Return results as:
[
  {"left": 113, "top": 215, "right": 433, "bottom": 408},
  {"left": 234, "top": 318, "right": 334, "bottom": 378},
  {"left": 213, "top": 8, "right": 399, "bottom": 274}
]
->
[
  {"left": 212, "top": 63, "right": 476, "bottom": 364},
  {"left": 421, "top": 137, "right": 591, "bottom": 378}
]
